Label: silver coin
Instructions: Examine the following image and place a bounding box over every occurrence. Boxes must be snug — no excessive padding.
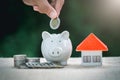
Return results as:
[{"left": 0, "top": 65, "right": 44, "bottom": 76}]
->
[
  {"left": 14, "top": 54, "right": 26, "bottom": 60},
  {"left": 50, "top": 17, "right": 60, "bottom": 30},
  {"left": 26, "top": 58, "right": 40, "bottom": 63}
]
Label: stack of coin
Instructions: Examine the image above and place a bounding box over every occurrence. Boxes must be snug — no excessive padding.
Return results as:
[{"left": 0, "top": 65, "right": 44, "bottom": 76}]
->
[
  {"left": 26, "top": 62, "right": 64, "bottom": 68},
  {"left": 13, "top": 55, "right": 27, "bottom": 68},
  {"left": 50, "top": 17, "right": 60, "bottom": 30}
]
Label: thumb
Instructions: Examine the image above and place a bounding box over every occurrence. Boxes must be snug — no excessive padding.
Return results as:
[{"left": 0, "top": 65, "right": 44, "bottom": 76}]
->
[
  {"left": 54, "top": 0, "right": 64, "bottom": 16},
  {"left": 37, "top": 0, "right": 58, "bottom": 19},
  {"left": 47, "top": 8, "right": 58, "bottom": 19}
]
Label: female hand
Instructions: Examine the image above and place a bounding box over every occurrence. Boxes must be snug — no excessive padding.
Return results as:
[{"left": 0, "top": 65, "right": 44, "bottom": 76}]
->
[{"left": 23, "top": 0, "right": 64, "bottom": 19}]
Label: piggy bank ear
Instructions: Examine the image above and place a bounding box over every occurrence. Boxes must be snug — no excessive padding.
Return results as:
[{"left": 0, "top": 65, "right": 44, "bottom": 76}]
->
[
  {"left": 61, "top": 31, "right": 69, "bottom": 40},
  {"left": 42, "top": 31, "right": 51, "bottom": 40}
]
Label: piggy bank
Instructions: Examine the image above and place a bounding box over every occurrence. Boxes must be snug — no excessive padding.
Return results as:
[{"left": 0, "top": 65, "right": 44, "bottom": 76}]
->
[{"left": 41, "top": 31, "right": 72, "bottom": 66}]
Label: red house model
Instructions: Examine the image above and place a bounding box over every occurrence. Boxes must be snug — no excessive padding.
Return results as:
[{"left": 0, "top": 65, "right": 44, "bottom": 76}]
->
[{"left": 76, "top": 33, "right": 108, "bottom": 66}]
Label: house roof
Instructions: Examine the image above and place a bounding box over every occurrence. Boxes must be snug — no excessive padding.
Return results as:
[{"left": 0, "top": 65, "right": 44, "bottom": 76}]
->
[{"left": 76, "top": 33, "right": 108, "bottom": 51}]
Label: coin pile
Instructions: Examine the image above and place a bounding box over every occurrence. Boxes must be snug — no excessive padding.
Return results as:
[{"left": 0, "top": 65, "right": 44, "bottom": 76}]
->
[
  {"left": 14, "top": 55, "right": 27, "bottom": 68},
  {"left": 13, "top": 55, "right": 40, "bottom": 68},
  {"left": 50, "top": 17, "right": 60, "bottom": 30},
  {"left": 13, "top": 55, "right": 64, "bottom": 69},
  {"left": 26, "top": 62, "right": 64, "bottom": 68}
]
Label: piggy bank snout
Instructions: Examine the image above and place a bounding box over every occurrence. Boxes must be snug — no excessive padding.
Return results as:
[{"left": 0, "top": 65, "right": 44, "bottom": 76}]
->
[{"left": 49, "top": 47, "right": 62, "bottom": 57}]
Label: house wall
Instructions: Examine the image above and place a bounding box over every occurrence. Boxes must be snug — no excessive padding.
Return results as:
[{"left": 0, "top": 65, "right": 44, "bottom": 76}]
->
[{"left": 81, "top": 51, "right": 102, "bottom": 66}]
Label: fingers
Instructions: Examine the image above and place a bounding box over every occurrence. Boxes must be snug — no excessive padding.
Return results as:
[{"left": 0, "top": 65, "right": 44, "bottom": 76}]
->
[
  {"left": 23, "top": 0, "right": 64, "bottom": 19},
  {"left": 22, "top": 0, "right": 35, "bottom": 6},
  {"left": 53, "top": 0, "right": 64, "bottom": 16},
  {"left": 36, "top": 0, "right": 58, "bottom": 19},
  {"left": 33, "top": 6, "right": 39, "bottom": 11}
]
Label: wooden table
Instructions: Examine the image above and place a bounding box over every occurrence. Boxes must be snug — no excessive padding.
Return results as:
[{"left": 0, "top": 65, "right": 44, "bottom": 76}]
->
[{"left": 0, "top": 57, "right": 120, "bottom": 80}]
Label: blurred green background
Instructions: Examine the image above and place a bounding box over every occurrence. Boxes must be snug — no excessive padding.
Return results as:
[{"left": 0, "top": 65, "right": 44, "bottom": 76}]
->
[{"left": 0, "top": 0, "right": 120, "bottom": 57}]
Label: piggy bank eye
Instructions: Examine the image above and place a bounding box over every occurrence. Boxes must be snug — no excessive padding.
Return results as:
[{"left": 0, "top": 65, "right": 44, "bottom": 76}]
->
[
  {"left": 59, "top": 40, "right": 61, "bottom": 42},
  {"left": 51, "top": 40, "right": 53, "bottom": 42}
]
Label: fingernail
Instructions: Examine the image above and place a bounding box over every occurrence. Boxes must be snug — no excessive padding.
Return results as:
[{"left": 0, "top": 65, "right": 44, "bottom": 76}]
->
[
  {"left": 49, "top": 11, "right": 57, "bottom": 19},
  {"left": 33, "top": 6, "right": 38, "bottom": 11}
]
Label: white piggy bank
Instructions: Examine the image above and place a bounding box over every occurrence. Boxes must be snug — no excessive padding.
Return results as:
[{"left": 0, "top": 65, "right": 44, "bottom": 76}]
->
[{"left": 41, "top": 31, "right": 72, "bottom": 66}]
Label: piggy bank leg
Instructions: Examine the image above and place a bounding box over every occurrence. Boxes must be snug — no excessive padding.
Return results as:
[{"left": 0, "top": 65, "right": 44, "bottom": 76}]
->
[{"left": 60, "top": 61, "right": 67, "bottom": 66}]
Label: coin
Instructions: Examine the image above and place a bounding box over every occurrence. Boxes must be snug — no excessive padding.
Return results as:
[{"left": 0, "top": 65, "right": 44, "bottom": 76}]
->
[
  {"left": 26, "top": 58, "right": 40, "bottom": 63},
  {"left": 50, "top": 17, "right": 60, "bottom": 30},
  {"left": 14, "top": 54, "right": 26, "bottom": 60}
]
